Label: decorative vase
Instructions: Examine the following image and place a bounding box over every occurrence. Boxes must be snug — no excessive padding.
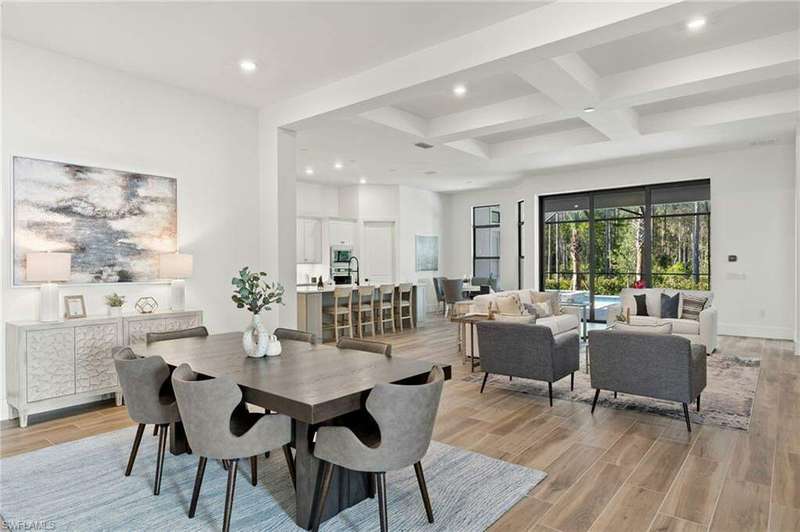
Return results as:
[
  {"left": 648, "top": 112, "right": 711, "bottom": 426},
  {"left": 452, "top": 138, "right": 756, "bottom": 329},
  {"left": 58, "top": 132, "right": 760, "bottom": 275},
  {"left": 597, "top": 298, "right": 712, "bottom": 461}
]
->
[
  {"left": 242, "top": 312, "right": 270, "bottom": 358},
  {"left": 108, "top": 306, "right": 122, "bottom": 317}
]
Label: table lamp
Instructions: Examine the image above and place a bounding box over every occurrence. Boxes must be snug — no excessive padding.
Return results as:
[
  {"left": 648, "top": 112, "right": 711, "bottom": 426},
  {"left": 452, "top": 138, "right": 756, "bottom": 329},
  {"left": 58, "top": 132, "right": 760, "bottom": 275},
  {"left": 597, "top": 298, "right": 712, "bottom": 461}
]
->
[
  {"left": 160, "top": 253, "right": 193, "bottom": 311},
  {"left": 26, "top": 252, "right": 72, "bottom": 322}
]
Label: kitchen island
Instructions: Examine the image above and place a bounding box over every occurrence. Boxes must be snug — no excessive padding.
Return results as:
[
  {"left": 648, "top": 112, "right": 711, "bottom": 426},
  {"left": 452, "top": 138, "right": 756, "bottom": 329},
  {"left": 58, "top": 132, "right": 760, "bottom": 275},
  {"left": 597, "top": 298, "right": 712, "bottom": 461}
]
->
[{"left": 297, "top": 284, "right": 419, "bottom": 342}]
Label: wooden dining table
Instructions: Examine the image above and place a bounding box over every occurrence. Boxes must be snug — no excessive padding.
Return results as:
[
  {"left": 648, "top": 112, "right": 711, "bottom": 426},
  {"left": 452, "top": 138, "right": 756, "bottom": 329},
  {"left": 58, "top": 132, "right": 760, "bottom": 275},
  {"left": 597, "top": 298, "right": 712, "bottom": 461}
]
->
[{"left": 132, "top": 332, "right": 451, "bottom": 530}]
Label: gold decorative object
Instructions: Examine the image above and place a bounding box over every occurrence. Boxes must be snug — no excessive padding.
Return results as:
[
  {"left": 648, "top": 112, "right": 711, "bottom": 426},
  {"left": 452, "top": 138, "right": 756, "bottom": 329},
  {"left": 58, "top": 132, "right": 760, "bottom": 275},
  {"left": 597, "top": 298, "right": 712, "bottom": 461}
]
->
[{"left": 135, "top": 296, "right": 158, "bottom": 314}]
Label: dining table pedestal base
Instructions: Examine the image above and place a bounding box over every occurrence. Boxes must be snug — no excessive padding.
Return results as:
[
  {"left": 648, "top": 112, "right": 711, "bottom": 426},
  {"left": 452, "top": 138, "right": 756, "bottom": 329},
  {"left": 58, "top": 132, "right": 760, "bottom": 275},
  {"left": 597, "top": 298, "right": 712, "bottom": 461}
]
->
[{"left": 294, "top": 420, "right": 370, "bottom": 530}]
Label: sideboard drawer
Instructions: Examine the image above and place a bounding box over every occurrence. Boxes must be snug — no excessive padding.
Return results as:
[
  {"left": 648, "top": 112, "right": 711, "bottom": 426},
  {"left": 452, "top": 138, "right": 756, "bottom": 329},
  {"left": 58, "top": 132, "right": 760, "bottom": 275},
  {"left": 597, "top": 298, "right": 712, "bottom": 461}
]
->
[
  {"left": 75, "top": 323, "right": 120, "bottom": 393},
  {"left": 26, "top": 328, "right": 76, "bottom": 402}
]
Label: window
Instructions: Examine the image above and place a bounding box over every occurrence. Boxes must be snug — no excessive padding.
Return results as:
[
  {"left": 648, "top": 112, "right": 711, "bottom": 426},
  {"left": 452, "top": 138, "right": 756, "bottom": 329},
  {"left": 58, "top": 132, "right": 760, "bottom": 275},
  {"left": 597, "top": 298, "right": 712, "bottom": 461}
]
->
[
  {"left": 473, "top": 205, "right": 500, "bottom": 288},
  {"left": 518, "top": 200, "right": 525, "bottom": 289},
  {"left": 540, "top": 180, "right": 710, "bottom": 322}
]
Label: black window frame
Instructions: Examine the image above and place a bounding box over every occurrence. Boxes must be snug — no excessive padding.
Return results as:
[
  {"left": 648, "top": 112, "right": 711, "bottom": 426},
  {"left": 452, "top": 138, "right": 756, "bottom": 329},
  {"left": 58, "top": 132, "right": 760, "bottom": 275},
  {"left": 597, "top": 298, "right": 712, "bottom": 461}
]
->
[
  {"left": 539, "top": 179, "right": 710, "bottom": 322},
  {"left": 472, "top": 204, "right": 501, "bottom": 284},
  {"left": 517, "top": 200, "right": 524, "bottom": 289}
]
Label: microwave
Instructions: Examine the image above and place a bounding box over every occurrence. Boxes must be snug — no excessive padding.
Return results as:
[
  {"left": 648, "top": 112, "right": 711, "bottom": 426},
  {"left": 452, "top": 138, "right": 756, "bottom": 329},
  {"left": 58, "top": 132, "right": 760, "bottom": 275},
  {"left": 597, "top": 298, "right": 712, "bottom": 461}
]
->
[{"left": 331, "top": 246, "right": 352, "bottom": 264}]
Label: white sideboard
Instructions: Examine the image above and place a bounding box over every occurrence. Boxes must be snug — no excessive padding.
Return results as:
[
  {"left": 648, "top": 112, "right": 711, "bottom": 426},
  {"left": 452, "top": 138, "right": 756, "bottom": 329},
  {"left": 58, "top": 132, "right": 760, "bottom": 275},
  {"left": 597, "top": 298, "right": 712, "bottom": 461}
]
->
[{"left": 6, "top": 309, "right": 203, "bottom": 427}]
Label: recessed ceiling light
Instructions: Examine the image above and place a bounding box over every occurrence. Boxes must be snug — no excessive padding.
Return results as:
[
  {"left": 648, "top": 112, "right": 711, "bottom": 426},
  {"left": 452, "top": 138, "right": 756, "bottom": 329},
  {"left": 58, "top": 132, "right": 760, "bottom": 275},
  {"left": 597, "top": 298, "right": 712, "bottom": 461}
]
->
[
  {"left": 304, "top": 166, "right": 314, "bottom": 175},
  {"left": 453, "top": 84, "right": 467, "bottom": 97},
  {"left": 686, "top": 17, "right": 706, "bottom": 30},
  {"left": 334, "top": 161, "right": 343, "bottom": 170},
  {"left": 359, "top": 177, "right": 367, "bottom": 184},
  {"left": 239, "top": 59, "right": 257, "bottom": 72},
  {"left": 583, "top": 106, "right": 596, "bottom": 113}
]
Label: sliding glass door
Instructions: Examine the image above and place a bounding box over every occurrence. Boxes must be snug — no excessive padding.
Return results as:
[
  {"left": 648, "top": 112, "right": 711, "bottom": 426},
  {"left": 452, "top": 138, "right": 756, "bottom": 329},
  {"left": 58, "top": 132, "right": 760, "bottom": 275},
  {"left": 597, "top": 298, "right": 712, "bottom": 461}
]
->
[{"left": 540, "top": 180, "right": 710, "bottom": 322}]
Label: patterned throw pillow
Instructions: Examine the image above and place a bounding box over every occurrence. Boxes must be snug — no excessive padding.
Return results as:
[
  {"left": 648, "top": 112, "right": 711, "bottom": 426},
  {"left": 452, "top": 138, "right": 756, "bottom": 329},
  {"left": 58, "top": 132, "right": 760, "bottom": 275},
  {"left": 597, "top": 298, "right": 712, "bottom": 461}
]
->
[
  {"left": 522, "top": 303, "right": 538, "bottom": 318},
  {"left": 533, "top": 302, "right": 552, "bottom": 318},
  {"left": 681, "top": 295, "right": 707, "bottom": 321},
  {"left": 495, "top": 294, "right": 523, "bottom": 315}
]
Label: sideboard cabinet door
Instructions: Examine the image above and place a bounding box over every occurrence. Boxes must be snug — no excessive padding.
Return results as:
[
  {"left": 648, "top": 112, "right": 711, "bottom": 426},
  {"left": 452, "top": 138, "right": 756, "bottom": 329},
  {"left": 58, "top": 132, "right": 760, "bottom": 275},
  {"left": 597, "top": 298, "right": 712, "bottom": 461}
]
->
[
  {"left": 75, "top": 323, "right": 120, "bottom": 393},
  {"left": 26, "top": 328, "right": 76, "bottom": 402},
  {"left": 126, "top": 318, "right": 167, "bottom": 345},
  {"left": 165, "top": 314, "right": 201, "bottom": 332}
]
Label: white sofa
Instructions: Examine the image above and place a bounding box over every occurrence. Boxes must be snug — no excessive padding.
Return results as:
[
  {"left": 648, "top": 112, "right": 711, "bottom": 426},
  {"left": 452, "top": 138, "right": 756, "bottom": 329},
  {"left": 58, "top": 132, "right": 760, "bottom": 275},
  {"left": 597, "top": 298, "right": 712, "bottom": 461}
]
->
[{"left": 606, "top": 288, "right": 718, "bottom": 354}]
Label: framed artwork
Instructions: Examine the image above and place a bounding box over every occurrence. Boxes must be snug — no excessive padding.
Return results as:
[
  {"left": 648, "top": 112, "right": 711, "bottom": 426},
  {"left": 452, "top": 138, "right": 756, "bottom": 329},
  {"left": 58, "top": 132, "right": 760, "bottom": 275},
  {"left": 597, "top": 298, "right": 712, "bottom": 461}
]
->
[
  {"left": 64, "top": 295, "right": 87, "bottom": 319},
  {"left": 415, "top": 235, "right": 439, "bottom": 272},
  {"left": 13, "top": 156, "right": 177, "bottom": 285}
]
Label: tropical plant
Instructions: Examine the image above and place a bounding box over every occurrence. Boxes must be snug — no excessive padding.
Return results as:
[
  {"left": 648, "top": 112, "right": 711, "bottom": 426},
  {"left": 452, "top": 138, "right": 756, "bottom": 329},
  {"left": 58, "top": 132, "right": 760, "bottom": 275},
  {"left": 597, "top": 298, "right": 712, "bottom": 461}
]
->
[
  {"left": 105, "top": 293, "right": 125, "bottom": 307},
  {"left": 231, "top": 267, "right": 284, "bottom": 315}
]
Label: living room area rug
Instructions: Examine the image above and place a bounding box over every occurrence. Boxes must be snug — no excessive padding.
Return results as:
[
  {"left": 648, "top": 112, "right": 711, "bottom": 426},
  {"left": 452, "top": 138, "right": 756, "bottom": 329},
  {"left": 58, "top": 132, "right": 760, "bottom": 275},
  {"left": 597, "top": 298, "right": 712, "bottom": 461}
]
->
[
  {"left": 0, "top": 426, "right": 545, "bottom": 532},
  {"left": 463, "top": 345, "right": 759, "bottom": 430}
]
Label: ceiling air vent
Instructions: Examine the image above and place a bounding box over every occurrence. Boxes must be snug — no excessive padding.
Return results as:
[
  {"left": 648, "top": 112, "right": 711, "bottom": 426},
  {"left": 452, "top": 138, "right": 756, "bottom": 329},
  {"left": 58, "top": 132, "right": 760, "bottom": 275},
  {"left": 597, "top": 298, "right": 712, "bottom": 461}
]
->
[{"left": 414, "top": 142, "right": 435, "bottom": 149}]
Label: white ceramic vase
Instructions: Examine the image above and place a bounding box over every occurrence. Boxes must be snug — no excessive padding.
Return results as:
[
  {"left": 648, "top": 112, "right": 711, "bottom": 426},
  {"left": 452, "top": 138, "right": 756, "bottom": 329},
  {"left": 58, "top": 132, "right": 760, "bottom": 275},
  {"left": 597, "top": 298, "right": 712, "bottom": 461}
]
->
[
  {"left": 243, "top": 312, "right": 270, "bottom": 357},
  {"left": 108, "top": 306, "right": 122, "bottom": 317}
]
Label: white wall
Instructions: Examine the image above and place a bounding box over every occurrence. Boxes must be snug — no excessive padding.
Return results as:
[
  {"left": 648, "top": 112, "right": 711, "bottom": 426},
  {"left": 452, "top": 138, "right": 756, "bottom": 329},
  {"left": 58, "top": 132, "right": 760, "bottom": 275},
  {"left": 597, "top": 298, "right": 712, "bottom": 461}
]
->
[
  {"left": 2, "top": 40, "right": 261, "bottom": 418},
  {"left": 296, "top": 181, "right": 339, "bottom": 218},
  {"left": 443, "top": 143, "right": 797, "bottom": 340}
]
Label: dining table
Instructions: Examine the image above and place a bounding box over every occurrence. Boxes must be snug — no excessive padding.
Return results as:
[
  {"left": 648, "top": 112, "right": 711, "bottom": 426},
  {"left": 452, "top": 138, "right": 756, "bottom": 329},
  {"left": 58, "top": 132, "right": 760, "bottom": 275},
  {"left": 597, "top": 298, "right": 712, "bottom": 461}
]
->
[{"left": 132, "top": 332, "right": 451, "bottom": 530}]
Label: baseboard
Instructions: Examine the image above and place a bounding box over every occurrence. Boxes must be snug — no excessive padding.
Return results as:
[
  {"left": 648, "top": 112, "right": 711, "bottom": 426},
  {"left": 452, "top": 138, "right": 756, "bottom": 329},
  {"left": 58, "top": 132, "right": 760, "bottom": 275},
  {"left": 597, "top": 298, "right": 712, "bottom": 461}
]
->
[{"left": 718, "top": 323, "right": 794, "bottom": 340}]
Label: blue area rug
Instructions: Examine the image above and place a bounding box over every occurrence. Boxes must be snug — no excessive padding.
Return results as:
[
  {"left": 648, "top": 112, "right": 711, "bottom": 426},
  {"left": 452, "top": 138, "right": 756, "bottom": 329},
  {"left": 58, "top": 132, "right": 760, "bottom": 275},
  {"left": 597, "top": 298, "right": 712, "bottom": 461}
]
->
[{"left": 0, "top": 426, "right": 545, "bottom": 531}]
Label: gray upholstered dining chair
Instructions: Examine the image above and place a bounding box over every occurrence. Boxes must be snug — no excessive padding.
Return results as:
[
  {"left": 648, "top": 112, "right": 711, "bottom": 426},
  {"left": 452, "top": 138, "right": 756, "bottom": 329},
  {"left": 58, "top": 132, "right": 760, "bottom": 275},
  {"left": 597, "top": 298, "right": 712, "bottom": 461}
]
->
[
  {"left": 171, "top": 363, "right": 295, "bottom": 532},
  {"left": 146, "top": 325, "right": 209, "bottom": 437},
  {"left": 112, "top": 346, "right": 181, "bottom": 495},
  {"left": 443, "top": 279, "right": 465, "bottom": 317},
  {"left": 146, "top": 326, "right": 209, "bottom": 344},
  {"left": 476, "top": 321, "right": 579, "bottom": 406},
  {"left": 310, "top": 366, "right": 445, "bottom": 532},
  {"left": 274, "top": 327, "right": 318, "bottom": 345},
  {"left": 432, "top": 277, "right": 447, "bottom": 314},
  {"left": 336, "top": 337, "right": 392, "bottom": 356}
]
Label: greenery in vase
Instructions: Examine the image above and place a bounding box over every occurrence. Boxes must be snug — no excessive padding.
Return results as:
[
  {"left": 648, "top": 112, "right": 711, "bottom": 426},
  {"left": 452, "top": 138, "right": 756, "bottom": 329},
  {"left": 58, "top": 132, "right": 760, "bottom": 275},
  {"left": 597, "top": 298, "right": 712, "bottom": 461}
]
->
[
  {"left": 105, "top": 293, "right": 125, "bottom": 307},
  {"left": 231, "top": 267, "right": 285, "bottom": 315}
]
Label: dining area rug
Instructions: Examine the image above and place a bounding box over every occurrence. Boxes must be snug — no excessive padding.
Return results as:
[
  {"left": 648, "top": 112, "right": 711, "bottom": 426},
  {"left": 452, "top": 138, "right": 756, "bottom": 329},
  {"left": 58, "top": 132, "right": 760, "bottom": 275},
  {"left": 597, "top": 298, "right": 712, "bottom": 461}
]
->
[
  {"left": 0, "top": 426, "right": 545, "bottom": 531},
  {"left": 463, "top": 346, "right": 759, "bottom": 430}
]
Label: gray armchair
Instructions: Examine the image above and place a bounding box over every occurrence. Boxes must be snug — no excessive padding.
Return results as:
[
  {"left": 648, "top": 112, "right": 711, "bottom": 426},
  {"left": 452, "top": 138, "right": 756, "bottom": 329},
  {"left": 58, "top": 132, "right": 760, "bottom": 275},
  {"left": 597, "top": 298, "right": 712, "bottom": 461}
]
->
[
  {"left": 432, "top": 277, "right": 447, "bottom": 314},
  {"left": 475, "top": 321, "right": 579, "bottom": 406},
  {"left": 588, "top": 330, "right": 706, "bottom": 431},
  {"left": 274, "top": 327, "right": 318, "bottom": 345}
]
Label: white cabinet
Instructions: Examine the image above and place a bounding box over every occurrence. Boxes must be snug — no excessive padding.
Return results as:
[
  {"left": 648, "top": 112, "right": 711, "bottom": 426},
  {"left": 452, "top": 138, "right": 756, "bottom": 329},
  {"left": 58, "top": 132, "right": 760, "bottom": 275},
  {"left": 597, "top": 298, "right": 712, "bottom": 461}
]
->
[
  {"left": 328, "top": 220, "right": 356, "bottom": 247},
  {"left": 6, "top": 309, "right": 202, "bottom": 427},
  {"left": 296, "top": 217, "right": 322, "bottom": 264}
]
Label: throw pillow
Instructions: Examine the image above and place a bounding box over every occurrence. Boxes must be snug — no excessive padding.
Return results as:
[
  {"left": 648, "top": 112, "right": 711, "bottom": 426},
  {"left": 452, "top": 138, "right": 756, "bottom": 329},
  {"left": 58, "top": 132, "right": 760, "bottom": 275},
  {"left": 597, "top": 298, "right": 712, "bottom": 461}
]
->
[
  {"left": 660, "top": 293, "right": 680, "bottom": 319},
  {"left": 613, "top": 322, "right": 673, "bottom": 335},
  {"left": 495, "top": 294, "right": 523, "bottom": 315},
  {"left": 531, "top": 291, "right": 560, "bottom": 315},
  {"left": 681, "top": 295, "right": 707, "bottom": 321},
  {"left": 522, "top": 303, "right": 538, "bottom": 318},
  {"left": 633, "top": 294, "right": 648, "bottom": 316},
  {"left": 533, "top": 302, "right": 553, "bottom": 318}
]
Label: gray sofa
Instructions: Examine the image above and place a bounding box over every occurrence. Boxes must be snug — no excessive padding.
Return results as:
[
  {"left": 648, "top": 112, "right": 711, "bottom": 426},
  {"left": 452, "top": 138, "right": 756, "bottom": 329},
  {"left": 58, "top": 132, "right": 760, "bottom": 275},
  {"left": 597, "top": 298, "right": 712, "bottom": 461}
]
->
[
  {"left": 588, "top": 329, "right": 707, "bottom": 431},
  {"left": 476, "top": 321, "right": 579, "bottom": 406}
]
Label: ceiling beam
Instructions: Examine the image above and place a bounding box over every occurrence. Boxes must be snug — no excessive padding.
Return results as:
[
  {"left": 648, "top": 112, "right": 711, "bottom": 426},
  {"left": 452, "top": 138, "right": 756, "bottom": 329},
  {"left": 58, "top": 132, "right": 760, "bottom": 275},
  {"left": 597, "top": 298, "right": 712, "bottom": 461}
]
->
[
  {"left": 601, "top": 31, "right": 800, "bottom": 108},
  {"left": 444, "top": 139, "right": 491, "bottom": 159},
  {"left": 358, "top": 106, "right": 428, "bottom": 137},
  {"left": 491, "top": 127, "right": 607, "bottom": 159}
]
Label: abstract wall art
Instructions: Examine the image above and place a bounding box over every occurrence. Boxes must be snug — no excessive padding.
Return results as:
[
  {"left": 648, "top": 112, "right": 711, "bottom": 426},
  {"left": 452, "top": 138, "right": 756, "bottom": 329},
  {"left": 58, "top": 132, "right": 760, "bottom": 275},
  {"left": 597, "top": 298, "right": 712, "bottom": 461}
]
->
[
  {"left": 415, "top": 234, "right": 439, "bottom": 272},
  {"left": 13, "top": 157, "right": 177, "bottom": 285}
]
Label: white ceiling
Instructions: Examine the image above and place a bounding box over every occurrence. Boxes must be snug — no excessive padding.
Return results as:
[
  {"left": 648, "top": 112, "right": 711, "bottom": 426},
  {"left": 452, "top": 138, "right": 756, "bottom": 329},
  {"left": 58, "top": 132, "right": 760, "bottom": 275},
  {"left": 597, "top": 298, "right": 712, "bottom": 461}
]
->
[{"left": 2, "top": 2, "right": 541, "bottom": 107}]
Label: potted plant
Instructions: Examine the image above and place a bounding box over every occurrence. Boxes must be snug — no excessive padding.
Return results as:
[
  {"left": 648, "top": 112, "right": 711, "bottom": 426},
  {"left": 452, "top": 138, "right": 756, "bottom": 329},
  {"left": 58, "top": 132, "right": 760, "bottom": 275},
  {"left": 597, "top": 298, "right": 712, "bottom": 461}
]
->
[
  {"left": 105, "top": 293, "right": 125, "bottom": 316},
  {"left": 231, "top": 267, "right": 284, "bottom": 357}
]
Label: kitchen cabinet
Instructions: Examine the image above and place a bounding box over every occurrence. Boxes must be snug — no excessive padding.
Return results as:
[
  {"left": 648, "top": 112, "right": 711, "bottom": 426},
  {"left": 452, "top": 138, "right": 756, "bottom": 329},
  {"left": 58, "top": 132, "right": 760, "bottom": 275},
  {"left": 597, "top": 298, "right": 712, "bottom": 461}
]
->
[
  {"left": 328, "top": 220, "right": 357, "bottom": 247},
  {"left": 296, "top": 217, "right": 322, "bottom": 264}
]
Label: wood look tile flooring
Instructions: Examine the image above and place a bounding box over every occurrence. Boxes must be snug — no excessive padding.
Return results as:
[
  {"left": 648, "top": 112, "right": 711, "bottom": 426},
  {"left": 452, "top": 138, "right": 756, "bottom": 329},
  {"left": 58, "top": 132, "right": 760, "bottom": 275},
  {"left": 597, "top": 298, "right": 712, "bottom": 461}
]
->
[{"left": 2, "top": 314, "right": 798, "bottom": 532}]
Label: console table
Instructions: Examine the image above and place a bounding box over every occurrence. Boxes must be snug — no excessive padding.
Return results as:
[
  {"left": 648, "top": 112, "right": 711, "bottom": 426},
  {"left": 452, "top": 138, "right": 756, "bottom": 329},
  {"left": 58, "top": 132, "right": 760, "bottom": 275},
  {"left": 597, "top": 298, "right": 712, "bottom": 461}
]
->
[{"left": 6, "top": 309, "right": 202, "bottom": 427}]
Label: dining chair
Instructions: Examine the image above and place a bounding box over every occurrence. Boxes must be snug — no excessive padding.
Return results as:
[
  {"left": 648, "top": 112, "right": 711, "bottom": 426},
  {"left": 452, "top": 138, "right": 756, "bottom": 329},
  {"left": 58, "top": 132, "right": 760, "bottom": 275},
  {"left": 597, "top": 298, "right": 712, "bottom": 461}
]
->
[
  {"left": 375, "top": 284, "right": 396, "bottom": 334},
  {"left": 432, "top": 277, "right": 447, "bottom": 314},
  {"left": 112, "top": 346, "right": 181, "bottom": 495},
  {"left": 353, "top": 286, "right": 377, "bottom": 337},
  {"left": 171, "top": 363, "right": 295, "bottom": 532},
  {"left": 274, "top": 327, "right": 318, "bottom": 345},
  {"left": 324, "top": 287, "right": 354, "bottom": 341},
  {"left": 396, "top": 284, "right": 414, "bottom": 331},
  {"left": 146, "top": 326, "right": 209, "bottom": 436},
  {"left": 443, "top": 279, "right": 465, "bottom": 317},
  {"left": 336, "top": 337, "right": 392, "bottom": 356},
  {"left": 146, "top": 326, "right": 209, "bottom": 344},
  {"left": 310, "top": 366, "right": 444, "bottom": 532}
]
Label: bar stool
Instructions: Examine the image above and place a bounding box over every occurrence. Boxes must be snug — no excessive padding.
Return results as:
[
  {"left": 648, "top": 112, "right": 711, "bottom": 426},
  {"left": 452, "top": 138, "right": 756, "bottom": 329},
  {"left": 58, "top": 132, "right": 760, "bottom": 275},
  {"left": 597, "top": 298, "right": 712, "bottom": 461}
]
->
[
  {"left": 324, "top": 287, "right": 353, "bottom": 341},
  {"left": 375, "top": 284, "right": 396, "bottom": 335},
  {"left": 353, "top": 285, "right": 376, "bottom": 337},
  {"left": 396, "top": 283, "right": 414, "bottom": 331}
]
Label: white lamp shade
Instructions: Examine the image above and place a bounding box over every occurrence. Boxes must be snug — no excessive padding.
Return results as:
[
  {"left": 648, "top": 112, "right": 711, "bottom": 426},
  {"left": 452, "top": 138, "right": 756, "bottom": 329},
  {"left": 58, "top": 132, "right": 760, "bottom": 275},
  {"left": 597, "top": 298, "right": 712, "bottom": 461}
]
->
[
  {"left": 160, "top": 253, "right": 193, "bottom": 279},
  {"left": 26, "top": 252, "right": 72, "bottom": 282}
]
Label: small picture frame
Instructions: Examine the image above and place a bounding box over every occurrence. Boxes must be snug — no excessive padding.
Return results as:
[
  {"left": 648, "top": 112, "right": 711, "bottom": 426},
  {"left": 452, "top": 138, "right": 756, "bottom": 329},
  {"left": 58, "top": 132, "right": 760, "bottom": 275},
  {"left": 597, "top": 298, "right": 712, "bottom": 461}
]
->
[{"left": 64, "top": 295, "right": 87, "bottom": 319}]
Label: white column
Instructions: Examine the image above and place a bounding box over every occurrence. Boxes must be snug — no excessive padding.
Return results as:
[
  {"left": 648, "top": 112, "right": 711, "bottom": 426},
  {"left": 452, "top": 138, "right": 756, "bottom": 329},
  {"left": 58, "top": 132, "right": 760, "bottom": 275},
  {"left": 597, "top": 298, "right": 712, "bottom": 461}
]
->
[
  {"left": 795, "top": 127, "right": 800, "bottom": 351},
  {"left": 258, "top": 115, "right": 297, "bottom": 331}
]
